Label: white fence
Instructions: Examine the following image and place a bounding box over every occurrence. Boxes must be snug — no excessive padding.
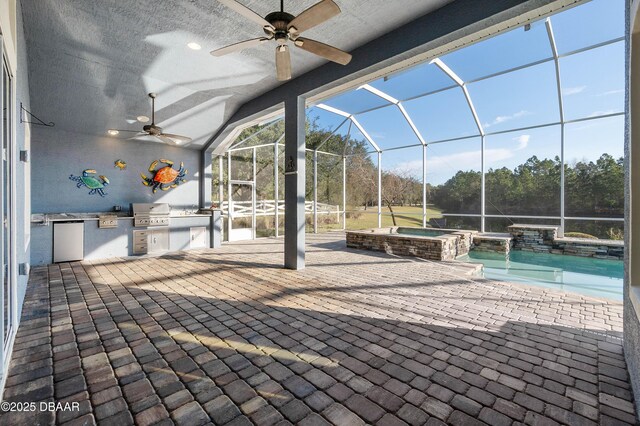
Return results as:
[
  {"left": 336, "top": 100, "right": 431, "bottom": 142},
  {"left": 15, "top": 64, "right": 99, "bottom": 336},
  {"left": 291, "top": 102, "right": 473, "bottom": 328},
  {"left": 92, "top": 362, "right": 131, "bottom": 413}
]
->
[{"left": 220, "top": 200, "right": 340, "bottom": 218}]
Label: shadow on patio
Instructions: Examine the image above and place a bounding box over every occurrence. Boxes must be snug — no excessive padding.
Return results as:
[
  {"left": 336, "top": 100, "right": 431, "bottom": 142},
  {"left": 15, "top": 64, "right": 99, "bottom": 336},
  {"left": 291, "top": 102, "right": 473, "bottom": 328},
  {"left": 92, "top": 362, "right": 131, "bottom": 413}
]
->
[{"left": 0, "top": 234, "right": 635, "bottom": 426}]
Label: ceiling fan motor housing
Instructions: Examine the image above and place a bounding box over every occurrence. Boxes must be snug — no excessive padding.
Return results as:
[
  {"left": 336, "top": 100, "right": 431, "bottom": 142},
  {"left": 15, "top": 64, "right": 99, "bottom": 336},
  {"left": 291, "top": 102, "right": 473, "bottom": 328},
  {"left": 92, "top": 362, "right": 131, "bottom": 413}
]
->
[
  {"left": 264, "top": 11, "right": 295, "bottom": 42},
  {"left": 143, "top": 124, "right": 162, "bottom": 135}
]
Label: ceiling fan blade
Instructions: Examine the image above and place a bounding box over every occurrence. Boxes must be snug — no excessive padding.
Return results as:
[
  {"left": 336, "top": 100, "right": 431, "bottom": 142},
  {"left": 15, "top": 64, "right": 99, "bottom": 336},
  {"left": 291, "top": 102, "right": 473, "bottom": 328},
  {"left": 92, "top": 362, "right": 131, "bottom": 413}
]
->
[
  {"left": 217, "top": 0, "right": 273, "bottom": 30},
  {"left": 288, "top": 0, "right": 340, "bottom": 34},
  {"left": 111, "top": 129, "right": 140, "bottom": 133},
  {"left": 161, "top": 133, "right": 193, "bottom": 144},
  {"left": 128, "top": 132, "right": 155, "bottom": 141},
  {"left": 294, "top": 37, "right": 351, "bottom": 65},
  {"left": 211, "top": 37, "right": 271, "bottom": 56},
  {"left": 276, "top": 45, "right": 292, "bottom": 81},
  {"left": 156, "top": 135, "right": 177, "bottom": 145}
]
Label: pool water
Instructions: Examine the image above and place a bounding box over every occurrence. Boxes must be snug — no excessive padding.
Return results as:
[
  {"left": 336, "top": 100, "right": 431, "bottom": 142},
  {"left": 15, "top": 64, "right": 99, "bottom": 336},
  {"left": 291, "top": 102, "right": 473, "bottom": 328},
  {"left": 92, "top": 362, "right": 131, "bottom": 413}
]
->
[
  {"left": 457, "top": 250, "right": 623, "bottom": 300},
  {"left": 396, "top": 227, "right": 446, "bottom": 237}
]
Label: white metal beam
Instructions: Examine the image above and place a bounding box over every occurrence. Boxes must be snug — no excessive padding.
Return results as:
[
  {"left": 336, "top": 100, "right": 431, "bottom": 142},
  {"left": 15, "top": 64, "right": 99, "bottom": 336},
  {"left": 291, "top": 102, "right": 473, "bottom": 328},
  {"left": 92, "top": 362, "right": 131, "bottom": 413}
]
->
[
  {"left": 315, "top": 103, "right": 351, "bottom": 118},
  {"left": 397, "top": 103, "right": 427, "bottom": 146},
  {"left": 432, "top": 57, "right": 486, "bottom": 229},
  {"left": 313, "top": 150, "right": 318, "bottom": 234},
  {"left": 305, "top": 38, "right": 623, "bottom": 132},
  {"left": 431, "top": 58, "right": 484, "bottom": 136},
  {"left": 462, "top": 85, "right": 485, "bottom": 137},
  {"left": 358, "top": 84, "right": 427, "bottom": 146},
  {"left": 314, "top": 103, "right": 381, "bottom": 153},
  {"left": 351, "top": 117, "right": 382, "bottom": 153},
  {"left": 430, "top": 58, "right": 464, "bottom": 86},
  {"left": 358, "top": 84, "right": 399, "bottom": 105},
  {"left": 422, "top": 145, "right": 427, "bottom": 227},
  {"left": 274, "top": 139, "right": 280, "bottom": 237},
  {"left": 377, "top": 152, "right": 382, "bottom": 228},
  {"left": 315, "top": 116, "right": 351, "bottom": 151},
  {"left": 546, "top": 17, "right": 566, "bottom": 237}
]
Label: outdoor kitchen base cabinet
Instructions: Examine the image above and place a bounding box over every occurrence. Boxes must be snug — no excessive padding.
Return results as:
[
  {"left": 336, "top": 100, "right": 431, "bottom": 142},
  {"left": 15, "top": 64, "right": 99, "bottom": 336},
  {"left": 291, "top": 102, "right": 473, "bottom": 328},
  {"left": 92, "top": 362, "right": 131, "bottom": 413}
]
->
[{"left": 133, "top": 229, "right": 169, "bottom": 255}]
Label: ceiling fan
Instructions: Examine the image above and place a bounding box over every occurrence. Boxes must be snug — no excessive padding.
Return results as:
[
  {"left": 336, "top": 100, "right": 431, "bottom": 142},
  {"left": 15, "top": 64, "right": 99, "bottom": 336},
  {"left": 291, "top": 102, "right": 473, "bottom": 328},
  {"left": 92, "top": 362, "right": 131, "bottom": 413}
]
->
[
  {"left": 109, "top": 93, "right": 192, "bottom": 145},
  {"left": 212, "top": 0, "right": 352, "bottom": 81}
]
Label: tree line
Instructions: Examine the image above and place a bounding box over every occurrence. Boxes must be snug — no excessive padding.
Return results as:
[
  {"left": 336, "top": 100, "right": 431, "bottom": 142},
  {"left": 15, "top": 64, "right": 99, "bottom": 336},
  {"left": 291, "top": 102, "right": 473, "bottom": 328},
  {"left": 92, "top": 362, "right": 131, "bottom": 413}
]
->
[{"left": 213, "top": 116, "right": 623, "bottom": 238}]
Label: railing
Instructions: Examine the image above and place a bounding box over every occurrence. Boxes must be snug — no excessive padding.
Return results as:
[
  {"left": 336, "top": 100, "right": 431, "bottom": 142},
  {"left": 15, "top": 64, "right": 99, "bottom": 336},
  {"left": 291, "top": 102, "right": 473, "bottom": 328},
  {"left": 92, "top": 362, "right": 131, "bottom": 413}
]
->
[{"left": 219, "top": 200, "right": 340, "bottom": 217}]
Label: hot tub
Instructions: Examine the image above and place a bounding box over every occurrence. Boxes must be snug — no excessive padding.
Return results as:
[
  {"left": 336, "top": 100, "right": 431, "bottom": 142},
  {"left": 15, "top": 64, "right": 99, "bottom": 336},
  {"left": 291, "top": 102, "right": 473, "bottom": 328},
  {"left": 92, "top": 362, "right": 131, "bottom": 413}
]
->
[{"left": 346, "top": 226, "right": 477, "bottom": 261}]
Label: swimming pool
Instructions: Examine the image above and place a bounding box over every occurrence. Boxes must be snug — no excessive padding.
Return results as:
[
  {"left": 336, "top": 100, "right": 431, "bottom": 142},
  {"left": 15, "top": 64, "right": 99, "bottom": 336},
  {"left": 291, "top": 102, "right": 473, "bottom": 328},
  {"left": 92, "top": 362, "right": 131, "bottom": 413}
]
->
[{"left": 457, "top": 250, "right": 623, "bottom": 300}]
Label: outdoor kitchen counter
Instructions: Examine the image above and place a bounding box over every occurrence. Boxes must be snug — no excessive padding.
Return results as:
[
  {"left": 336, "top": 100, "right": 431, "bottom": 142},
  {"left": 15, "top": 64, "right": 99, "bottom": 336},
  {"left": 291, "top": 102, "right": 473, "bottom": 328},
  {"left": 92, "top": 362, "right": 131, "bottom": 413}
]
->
[
  {"left": 30, "top": 212, "right": 214, "bottom": 265},
  {"left": 31, "top": 212, "right": 211, "bottom": 223}
]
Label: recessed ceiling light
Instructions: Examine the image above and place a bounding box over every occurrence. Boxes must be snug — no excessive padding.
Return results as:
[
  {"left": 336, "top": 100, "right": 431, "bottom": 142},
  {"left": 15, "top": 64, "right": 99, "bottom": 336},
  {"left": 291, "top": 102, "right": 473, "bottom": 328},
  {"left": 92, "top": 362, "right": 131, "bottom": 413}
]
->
[
  {"left": 107, "top": 129, "right": 119, "bottom": 136},
  {"left": 137, "top": 115, "right": 150, "bottom": 123},
  {"left": 187, "top": 42, "right": 202, "bottom": 50}
]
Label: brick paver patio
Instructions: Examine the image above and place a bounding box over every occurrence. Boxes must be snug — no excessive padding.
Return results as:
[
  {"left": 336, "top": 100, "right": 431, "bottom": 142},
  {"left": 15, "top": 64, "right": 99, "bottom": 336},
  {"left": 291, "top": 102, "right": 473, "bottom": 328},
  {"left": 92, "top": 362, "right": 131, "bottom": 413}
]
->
[{"left": 0, "top": 232, "right": 635, "bottom": 425}]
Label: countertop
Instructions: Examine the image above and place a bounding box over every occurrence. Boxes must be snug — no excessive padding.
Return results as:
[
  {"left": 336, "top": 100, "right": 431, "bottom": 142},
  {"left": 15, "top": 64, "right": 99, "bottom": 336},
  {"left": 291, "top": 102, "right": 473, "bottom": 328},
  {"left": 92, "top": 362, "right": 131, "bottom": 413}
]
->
[{"left": 31, "top": 210, "right": 220, "bottom": 224}]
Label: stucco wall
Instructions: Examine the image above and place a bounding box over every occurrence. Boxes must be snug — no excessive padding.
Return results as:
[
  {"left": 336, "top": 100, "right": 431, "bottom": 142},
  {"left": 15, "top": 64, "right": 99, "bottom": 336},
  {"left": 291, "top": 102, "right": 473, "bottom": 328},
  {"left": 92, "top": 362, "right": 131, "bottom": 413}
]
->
[
  {"left": 15, "top": 0, "right": 31, "bottom": 317},
  {"left": 30, "top": 215, "right": 210, "bottom": 266},
  {"left": 31, "top": 127, "right": 200, "bottom": 214}
]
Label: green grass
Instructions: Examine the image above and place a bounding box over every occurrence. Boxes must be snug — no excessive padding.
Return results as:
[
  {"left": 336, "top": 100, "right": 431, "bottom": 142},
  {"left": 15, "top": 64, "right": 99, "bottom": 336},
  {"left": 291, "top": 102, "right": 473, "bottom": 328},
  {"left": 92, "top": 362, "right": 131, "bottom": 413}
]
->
[
  {"left": 314, "top": 205, "right": 444, "bottom": 232},
  {"left": 250, "top": 205, "right": 445, "bottom": 236}
]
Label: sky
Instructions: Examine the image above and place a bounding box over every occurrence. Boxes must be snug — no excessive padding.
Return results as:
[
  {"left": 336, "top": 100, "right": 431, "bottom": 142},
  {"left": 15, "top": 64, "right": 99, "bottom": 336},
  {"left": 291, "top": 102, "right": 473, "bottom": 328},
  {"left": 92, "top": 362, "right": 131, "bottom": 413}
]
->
[{"left": 307, "top": 0, "right": 625, "bottom": 185}]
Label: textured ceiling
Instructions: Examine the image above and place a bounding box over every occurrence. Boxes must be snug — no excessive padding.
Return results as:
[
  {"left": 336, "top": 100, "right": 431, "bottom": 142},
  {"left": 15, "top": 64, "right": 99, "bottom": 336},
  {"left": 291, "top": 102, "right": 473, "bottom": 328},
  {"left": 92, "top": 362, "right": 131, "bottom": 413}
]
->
[{"left": 21, "top": 0, "right": 452, "bottom": 149}]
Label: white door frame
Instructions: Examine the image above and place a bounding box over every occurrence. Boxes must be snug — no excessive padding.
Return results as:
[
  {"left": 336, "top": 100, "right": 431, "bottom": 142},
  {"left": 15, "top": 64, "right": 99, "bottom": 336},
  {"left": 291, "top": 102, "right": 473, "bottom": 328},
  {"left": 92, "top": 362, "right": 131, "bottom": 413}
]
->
[
  {"left": 228, "top": 180, "right": 255, "bottom": 241},
  {"left": 0, "top": 36, "right": 18, "bottom": 391}
]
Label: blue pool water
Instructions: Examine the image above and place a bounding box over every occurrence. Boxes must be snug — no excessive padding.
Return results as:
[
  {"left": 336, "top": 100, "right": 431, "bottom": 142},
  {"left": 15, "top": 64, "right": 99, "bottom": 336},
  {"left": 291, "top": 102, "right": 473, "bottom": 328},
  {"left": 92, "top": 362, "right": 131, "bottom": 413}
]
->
[{"left": 457, "top": 250, "right": 623, "bottom": 300}]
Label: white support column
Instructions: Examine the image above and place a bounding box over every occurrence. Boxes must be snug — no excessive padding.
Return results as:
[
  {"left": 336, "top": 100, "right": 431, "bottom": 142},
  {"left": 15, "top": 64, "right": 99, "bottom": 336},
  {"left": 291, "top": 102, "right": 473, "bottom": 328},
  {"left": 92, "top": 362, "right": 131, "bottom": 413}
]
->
[
  {"left": 343, "top": 155, "right": 347, "bottom": 230},
  {"left": 546, "top": 18, "right": 566, "bottom": 237},
  {"left": 274, "top": 140, "right": 279, "bottom": 238},
  {"left": 423, "top": 145, "right": 427, "bottom": 227},
  {"left": 481, "top": 136, "right": 486, "bottom": 232},
  {"left": 201, "top": 150, "right": 212, "bottom": 209},
  {"left": 252, "top": 147, "right": 257, "bottom": 239},
  {"left": 560, "top": 124, "right": 565, "bottom": 237},
  {"left": 378, "top": 152, "right": 382, "bottom": 228},
  {"left": 227, "top": 154, "right": 232, "bottom": 241},
  {"left": 313, "top": 150, "right": 318, "bottom": 233},
  {"left": 218, "top": 155, "right": 223, "bottom": 208}
]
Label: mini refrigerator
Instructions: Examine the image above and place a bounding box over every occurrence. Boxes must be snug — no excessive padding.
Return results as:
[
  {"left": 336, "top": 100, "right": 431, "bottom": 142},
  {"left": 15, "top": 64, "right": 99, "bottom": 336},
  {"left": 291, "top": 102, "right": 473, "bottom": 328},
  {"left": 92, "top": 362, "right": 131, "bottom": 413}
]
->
[{"left": 53, "top": 221, "right": 84, "bottom": 262}]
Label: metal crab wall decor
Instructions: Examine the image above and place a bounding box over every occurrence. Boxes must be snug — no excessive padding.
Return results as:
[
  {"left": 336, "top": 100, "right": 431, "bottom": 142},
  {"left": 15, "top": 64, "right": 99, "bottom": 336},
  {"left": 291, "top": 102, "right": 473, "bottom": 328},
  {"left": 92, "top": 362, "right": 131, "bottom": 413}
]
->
[
  {"left": 141, "top": 159, "right": 187, "bottom": 193},
  {"left": 114, "top": 159, "right": 127, "bottom": 170},
  {"left": 69, "top": 169, "right": 110, "bottom": 197}
]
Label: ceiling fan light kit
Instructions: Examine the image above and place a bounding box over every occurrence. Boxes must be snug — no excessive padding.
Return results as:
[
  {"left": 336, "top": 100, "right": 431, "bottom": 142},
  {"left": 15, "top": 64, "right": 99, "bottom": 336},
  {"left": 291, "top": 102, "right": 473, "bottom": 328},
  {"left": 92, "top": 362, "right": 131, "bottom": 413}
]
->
[{"left": 213, "top": 0, "right": 352, "bottom": 81}]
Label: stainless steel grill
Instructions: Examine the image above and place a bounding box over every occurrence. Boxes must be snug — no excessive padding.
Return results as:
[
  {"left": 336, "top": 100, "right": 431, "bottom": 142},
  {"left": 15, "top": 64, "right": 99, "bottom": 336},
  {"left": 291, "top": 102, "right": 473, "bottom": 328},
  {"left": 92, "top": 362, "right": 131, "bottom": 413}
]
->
[{"left": 132, "top": 203, "right": 170, "bottom": 227}]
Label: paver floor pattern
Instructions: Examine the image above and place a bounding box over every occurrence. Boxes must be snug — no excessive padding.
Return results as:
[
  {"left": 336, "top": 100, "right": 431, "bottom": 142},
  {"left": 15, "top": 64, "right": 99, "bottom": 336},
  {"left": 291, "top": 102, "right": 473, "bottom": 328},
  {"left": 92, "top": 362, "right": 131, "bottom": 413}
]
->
[{"left": 0, "top": 233, "right": 635, "bottom": 425}]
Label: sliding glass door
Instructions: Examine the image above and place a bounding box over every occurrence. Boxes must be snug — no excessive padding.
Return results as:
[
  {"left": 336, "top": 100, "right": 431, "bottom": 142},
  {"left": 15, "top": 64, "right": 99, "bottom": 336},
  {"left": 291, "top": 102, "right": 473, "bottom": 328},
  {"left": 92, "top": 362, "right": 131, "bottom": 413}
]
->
[{"left": 0, "top": 38, "right": 16, "bottom": 370}]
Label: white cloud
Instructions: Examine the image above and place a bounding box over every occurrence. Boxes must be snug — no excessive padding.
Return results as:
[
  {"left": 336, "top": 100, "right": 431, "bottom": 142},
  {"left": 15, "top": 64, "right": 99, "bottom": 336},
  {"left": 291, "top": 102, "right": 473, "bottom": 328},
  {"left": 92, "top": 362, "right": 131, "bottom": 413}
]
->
[
  {"left": 597, "top": 89, "right": 624, "bottom": 97},
  {"left": 369, "top": 131, "right": 386, "bottom": 140},
  {"left": 483, "top": 110, "right": 530, "bottom": 129},
  {"left": 389, "top": 134, "right": 532, "bottom": 181},
  {"left": 562, "top": 86, "right": 586, "bottom": 96},
  {"left": 513, "top": 134, "right": 530, "bottom": 149}
]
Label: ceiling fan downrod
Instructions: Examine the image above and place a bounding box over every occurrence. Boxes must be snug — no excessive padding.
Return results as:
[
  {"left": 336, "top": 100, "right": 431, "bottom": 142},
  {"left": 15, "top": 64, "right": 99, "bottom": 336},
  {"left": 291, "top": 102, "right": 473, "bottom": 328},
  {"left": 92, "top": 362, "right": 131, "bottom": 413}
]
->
[{"left": 149, "top": 93, "right": 156, "bottom": 125}]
